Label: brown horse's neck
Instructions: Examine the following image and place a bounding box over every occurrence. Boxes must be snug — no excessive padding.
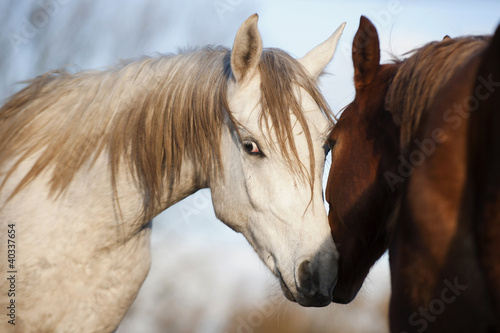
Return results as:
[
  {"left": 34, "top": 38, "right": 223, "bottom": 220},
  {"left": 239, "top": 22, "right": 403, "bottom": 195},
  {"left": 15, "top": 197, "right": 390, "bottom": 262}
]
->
[
  {"left": 388, "top": 36, "right": 500, "bottom": 331},
  {"left": 468, "top": 26, "right": 500, "bottom": 324}
]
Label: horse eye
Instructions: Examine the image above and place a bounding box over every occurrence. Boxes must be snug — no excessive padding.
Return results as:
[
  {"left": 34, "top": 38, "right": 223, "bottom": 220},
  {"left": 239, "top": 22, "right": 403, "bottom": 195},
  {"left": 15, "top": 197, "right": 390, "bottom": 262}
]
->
[
  {"left": 324, "top": 139, "right": 336, "bottom": 156},
  {"left": 323, "top": 143, "right": 331, "bottom": 156},
  {"left": 243, "top": 140, "right": 261, "bottom": 156}
]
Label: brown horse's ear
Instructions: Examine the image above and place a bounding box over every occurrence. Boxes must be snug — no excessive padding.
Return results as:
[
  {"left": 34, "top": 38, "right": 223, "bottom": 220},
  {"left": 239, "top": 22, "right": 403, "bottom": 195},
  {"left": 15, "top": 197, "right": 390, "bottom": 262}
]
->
[
  {"left": 352, "top": 16, "right": 380, "bottom": 88},
  {"left": 473, "top": 22, "right": 500, "bottom": 134},
  {"left": 443, "top": 35, "right": 452, "bottom": 41},
  {"left": 230, "top": 14, "right": 263, "bottom": 83},
  {"left": 482, "top": 23, "right": 500, "bottom": 73}
]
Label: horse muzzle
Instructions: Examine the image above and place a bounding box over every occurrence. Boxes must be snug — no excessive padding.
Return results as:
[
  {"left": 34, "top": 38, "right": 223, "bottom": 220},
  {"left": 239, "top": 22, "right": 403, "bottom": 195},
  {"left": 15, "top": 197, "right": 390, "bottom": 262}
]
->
[{"left": 278, "top": 257, "right": 338, "bottom": 307}]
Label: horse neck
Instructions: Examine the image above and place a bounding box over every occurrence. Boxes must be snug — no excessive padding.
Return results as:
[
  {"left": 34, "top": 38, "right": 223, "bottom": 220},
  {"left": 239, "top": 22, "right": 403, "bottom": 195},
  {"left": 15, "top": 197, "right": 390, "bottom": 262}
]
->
[
  {"left": 0, "top": 49, "right": 229, "bottom": 226},
  {"left": 111, "top": 152, "right": 206, "bottom": 226},
  {"left": 108, "top": 52, "right": 228, "bottom": 219},
  {"left": 387, "top": 38, "right": 488, "bottom": 152}
]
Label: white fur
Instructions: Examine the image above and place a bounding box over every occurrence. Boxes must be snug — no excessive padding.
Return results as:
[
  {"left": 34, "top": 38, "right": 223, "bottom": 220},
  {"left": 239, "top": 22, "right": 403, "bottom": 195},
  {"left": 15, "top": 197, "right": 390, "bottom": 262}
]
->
[
  {"left": 213, "top": 76, "right": 339, "bottom": 301},
  {"left": 0, "top": 16, "right": 345, "bottom": 332}
]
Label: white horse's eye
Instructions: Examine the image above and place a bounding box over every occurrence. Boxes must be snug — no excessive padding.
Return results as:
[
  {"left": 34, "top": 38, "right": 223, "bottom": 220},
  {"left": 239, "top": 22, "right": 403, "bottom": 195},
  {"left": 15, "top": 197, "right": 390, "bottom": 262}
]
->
[{"left": 243, "top": 140, "right": 261, "bottom": 156}]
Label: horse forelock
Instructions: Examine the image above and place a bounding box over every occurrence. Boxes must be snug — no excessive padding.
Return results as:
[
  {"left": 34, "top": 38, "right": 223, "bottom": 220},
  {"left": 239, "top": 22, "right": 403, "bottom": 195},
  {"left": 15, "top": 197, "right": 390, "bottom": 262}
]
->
[
  {"left": 0, "top": 46, "right": 332, "bottom": 219},
  {"left": 386, "top": 36, "right": 489, "bottom": 152},
  {"left": 257, "top": 48, "right": 334, "bottom": 193}
]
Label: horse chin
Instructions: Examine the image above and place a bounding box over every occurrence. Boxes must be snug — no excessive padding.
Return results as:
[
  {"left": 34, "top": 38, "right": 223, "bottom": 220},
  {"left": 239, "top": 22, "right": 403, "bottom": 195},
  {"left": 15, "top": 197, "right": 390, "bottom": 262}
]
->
[
  {"left": 278, "top": 274, "right": 297, "bottom": 303},
  {"left": 278, "top": 274, "right": 334, "bottom": 307},
  {"left": 331, "top": 285, "right": 360, "bottom": 304},
  {"left": 331, "top": 294, "right": 355, "bottom": 305}
]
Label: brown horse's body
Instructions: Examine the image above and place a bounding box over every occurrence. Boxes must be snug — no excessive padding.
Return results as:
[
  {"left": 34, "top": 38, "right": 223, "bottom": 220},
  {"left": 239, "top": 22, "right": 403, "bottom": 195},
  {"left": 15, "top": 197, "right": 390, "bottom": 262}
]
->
[
  {"left": 327, "top": 16, "right": 500, "bottom": 332},
  {"left": 391, "top": 30, "right": 500, "bottom": 332}
]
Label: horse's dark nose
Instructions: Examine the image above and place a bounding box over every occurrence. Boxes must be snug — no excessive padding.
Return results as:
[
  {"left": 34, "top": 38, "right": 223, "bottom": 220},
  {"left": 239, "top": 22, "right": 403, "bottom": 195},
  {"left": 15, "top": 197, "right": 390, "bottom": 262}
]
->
[{"left": 296, "top": 260, "right": 335, "bottom": 307}]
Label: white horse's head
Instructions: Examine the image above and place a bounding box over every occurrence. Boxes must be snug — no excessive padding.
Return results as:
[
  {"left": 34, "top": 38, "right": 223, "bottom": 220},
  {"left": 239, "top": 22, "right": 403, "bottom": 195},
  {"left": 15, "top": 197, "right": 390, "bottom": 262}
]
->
[{"left": 210, "top": 14, "right": 345, "bottom": 307}]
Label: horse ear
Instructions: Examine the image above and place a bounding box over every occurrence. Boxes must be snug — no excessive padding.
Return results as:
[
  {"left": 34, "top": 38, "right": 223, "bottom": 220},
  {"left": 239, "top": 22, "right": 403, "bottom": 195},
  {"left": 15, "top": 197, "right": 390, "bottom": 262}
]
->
[
  {"left": 352, "top": 16, "right": 380, "bottom": 88},
  {"left": 481, "top": 23, "right": 500, "bottom": 73},
  {"left": 231, "top": 14, "right": 263, "bottom": 83},
  {"left": 443, "top": 35, "right": 452, "bottom": 41},
  {"left": 298, "top": 22, "right": 346, "bottom": 79}
]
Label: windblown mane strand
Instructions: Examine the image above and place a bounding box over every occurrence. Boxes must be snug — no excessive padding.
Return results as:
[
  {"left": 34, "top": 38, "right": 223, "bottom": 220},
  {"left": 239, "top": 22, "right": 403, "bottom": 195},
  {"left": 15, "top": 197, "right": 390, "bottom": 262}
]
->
[
  {"left": 109, "top": 47, "right": 233, "bottom": 218},
  {"left": 0, "top": 46, "right": 333, "bottom": 219},
  {"left": 258, "top": 48, "right": 335, "bottom": 195},
  {"left": 0, "top": 47, "right": 233, "bottom": 219},
  {"left": 386, "top": 36, "right": 489, "bottom": 151}
]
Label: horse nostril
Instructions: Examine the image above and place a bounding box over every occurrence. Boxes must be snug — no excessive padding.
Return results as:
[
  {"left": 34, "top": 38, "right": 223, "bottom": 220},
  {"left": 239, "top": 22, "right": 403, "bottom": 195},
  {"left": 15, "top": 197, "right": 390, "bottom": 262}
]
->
[
  {"left": 296, "top": 259, "right": 334, "bottom": 306},
  {"left": 298, "top": 260, "right": 320, "bottom": 296}
]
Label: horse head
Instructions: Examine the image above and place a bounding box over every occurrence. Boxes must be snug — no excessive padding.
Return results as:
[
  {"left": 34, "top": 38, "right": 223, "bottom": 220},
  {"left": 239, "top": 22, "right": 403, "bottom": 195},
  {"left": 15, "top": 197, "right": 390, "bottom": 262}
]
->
[
  {"left": 211, "top": 14, "right": 345, "bottom": 307},
  {"left": 326, "top": 16, "right": 400, "bottom": 303}
]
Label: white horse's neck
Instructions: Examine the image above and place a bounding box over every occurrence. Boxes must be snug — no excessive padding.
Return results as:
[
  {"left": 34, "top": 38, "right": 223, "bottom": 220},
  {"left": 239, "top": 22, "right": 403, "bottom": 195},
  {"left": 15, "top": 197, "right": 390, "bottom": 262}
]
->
[
  {"left": 0, "top": 125, "right": 210, "bottom": 332},
  {"left": 0, "top": 48, "right": 231, "bottom": 230},
  {"left": 143, "top": 156, "right": 209, "bottom": 217},
  {"left": 103, "top": 154, "right": 206, "bottom": 231},
  {"left": 105, "top": 49, "right": 230, "bottom": 223}
]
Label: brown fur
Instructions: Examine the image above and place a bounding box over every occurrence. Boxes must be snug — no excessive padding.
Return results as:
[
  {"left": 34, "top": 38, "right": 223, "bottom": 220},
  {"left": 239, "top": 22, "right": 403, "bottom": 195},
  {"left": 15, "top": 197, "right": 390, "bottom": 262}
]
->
[
  {"left": 387, "top": 36, "right": 488, "bottom": 152},
  {"left": 390, "top": 46, "right": 495, "bottom": 331},
  {"left": 0, "top": 46, "right": 333, "bottom": 220},
  {"left": 467, "top": 23, "right": 500, "bottom": 326},
  {"left": 327, "top": 15, "right": 500, "bottom": 332}
]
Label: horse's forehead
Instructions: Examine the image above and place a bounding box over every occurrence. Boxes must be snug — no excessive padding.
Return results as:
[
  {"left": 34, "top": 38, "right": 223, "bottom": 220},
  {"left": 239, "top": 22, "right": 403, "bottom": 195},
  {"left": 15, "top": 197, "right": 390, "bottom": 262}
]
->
[
  {"left": 227, "top": 73, "right": 260, "bottom": 121},
  {"left": 331, "top": 107, "right": 360, "bottom": 139},
  {"left": 229, "top": 76, "right": 328, "bottom": 137},
  {"left": 300, "top": 88, "right": 330, "bottom": 134}
]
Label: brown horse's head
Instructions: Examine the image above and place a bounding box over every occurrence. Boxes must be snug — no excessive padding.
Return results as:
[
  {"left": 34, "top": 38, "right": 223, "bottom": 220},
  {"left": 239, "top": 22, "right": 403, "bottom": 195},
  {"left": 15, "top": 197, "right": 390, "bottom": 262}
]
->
[{"left": 325, "top": 16, "right": 400, "bottom": 303}]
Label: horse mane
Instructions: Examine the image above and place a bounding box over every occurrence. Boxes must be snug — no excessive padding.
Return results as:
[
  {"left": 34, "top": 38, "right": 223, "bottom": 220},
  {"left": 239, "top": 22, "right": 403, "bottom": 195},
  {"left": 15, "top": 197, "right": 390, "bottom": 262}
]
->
[
  {"left": 0, "top": 46, "right": 333, "bottom": 219},
  {"left": 386, "top": 36, "right": 489, "bottom": 152}
]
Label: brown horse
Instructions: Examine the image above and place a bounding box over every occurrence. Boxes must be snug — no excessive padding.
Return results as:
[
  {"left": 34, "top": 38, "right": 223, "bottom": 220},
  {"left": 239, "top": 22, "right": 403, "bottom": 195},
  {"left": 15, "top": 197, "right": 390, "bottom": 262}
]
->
[{"left": 326, "top": 16, "right": 500, "bottom": 332}]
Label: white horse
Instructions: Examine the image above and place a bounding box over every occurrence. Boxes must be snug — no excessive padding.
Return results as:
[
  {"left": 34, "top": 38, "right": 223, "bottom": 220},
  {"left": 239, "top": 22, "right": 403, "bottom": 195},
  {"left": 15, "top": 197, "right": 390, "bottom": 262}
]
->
[{"left": 0, "top": 14, "right": 345, "bottom": 332}]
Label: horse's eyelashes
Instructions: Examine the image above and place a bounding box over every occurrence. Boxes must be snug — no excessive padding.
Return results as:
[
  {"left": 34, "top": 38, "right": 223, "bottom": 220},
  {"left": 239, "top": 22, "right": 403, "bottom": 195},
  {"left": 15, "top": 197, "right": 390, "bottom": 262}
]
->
[
  {"left": 326, "top": 139, "right": 336, "bottom": 151},
  {"left": 243, "top": 140, "right": 262, "bottom": 156}
]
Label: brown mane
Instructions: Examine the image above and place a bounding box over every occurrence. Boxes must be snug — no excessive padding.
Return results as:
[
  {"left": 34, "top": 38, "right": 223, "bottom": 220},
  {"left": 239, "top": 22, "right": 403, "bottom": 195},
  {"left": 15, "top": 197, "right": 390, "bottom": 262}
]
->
[
  {"left": 386, "top": 36, "right": 489, "bottom": 152},
  {"left": 0, "top": 46, "right": 333, "bottom": 219}
]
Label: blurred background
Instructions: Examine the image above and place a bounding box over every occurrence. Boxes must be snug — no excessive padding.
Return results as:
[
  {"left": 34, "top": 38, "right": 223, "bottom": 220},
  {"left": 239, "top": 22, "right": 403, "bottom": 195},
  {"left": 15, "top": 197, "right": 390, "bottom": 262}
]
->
[{"left": 1, "top": 1, "right": 498, "bottom": 332}]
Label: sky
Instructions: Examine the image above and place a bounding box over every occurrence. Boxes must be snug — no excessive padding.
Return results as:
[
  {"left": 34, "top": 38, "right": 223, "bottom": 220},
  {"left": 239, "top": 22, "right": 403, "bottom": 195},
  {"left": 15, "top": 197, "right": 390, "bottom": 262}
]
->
[{"left": 1, "top": 1, "right": 499, "bottom": 332}]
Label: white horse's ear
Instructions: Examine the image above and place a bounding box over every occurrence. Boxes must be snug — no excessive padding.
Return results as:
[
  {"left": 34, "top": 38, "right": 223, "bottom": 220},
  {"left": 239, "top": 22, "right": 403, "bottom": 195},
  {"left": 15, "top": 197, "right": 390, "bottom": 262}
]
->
[
  {"left": 231, "top": 13, "right": 263, "bottom": 83},
  {"left": 298, "top": 22, "right": 346, "bottom": 79}
]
